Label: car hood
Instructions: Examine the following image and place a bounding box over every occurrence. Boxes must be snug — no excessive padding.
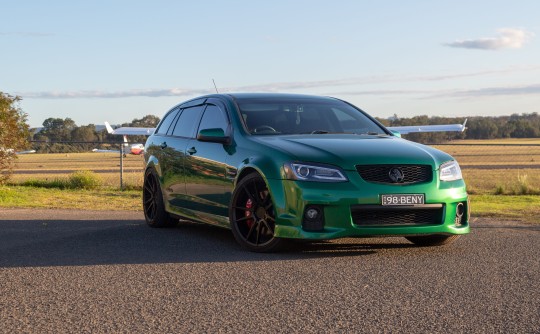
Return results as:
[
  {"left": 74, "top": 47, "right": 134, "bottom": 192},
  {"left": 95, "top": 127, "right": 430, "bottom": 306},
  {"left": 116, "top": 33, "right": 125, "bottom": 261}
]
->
[{"left": 252, "top": 135, "right": 453, "bottom": 170}]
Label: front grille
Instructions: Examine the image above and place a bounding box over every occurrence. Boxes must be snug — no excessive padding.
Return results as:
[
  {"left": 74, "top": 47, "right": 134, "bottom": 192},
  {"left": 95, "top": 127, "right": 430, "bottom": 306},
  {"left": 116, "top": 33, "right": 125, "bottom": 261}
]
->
[
  {"left": 351, "top": 205, "right": 444, "bottom": 226},
  {"left": 356, "top": 164, "right": 432, "bottom": 185}
]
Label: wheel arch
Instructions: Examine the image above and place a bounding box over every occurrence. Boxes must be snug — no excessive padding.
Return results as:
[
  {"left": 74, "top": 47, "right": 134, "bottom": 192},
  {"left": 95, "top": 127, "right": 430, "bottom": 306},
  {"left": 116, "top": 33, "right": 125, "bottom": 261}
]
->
[
  {"left": 236, "top": 166, "right": 260, "bottom": 184},
  {"left": 144, "top": 155, "right": 162, "bottom": 178}
]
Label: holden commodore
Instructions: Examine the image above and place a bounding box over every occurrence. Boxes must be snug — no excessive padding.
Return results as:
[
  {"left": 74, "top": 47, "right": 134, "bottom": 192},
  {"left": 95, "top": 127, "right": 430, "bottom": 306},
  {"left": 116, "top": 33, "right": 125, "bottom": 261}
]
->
[{"left": 143, "top": 93, "right": 469, "bottom": 252}]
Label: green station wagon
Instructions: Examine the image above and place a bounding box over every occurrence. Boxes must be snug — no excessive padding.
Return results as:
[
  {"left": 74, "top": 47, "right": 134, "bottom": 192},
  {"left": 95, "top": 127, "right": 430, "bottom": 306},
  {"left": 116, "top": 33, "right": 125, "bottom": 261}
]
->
[{"left": 143, "top": 93, "right": 470, "bottom": 252}]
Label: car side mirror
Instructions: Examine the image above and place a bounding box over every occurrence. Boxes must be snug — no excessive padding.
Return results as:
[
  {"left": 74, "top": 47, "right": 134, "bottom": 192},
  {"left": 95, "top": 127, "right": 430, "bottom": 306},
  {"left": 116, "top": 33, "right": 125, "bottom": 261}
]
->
[
  {"left": 197, "top": 128, "right": 231, "bottom": 144},
  {"left": 390, "top": 130, "right": 402, "bottom": 138}
]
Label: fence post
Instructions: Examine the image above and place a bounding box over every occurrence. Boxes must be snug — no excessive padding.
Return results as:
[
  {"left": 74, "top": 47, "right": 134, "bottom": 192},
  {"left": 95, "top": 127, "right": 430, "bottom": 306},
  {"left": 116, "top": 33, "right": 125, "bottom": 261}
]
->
[{"left": 120, "top": 145, "right": 124, "bottom": 190}]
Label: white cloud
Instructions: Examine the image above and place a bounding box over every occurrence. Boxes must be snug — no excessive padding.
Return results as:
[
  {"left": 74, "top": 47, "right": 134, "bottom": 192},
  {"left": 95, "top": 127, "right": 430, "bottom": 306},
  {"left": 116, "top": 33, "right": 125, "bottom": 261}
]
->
[
  {"left": 15, "top": 66, "right": 540, "bottom": 99},
  {"left": 445, "top": 28, "right": 534, "bottom": 50},
  {"left": 440, "top": 84, "right": 540, "bottom": 98},
  {"left": 20, "top": 88, "right": 213, "bottom": 99},
  {"left": 333, "top": 84, "right": 540, "bottom": 100}
]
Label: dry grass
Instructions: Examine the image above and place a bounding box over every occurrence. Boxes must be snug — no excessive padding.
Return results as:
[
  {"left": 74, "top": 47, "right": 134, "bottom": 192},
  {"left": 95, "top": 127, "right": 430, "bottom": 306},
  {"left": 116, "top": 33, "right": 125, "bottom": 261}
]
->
[
  {"left": 461, "top": 169, "right": 540, "bottom": 195},
  {"left": 433, "top": 143, "right": 540, "bottom": 167},
  {"left": 14, "top": 152, "right": 145, "bottom": 171},
  {"left": 449, "top": 138, "right": 540, "bottom": 145}
]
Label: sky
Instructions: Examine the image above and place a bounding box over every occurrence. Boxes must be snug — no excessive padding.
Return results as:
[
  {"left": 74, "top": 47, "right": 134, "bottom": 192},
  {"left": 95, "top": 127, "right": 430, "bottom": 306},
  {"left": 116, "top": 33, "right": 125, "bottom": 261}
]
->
[{"left": 1, "top": 0, "right": 539, "bottom": 128}]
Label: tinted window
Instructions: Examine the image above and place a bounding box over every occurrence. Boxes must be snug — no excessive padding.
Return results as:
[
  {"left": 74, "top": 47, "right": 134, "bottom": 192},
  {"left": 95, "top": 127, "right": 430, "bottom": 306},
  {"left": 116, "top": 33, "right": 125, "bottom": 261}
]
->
[
  {"left": 198, "top": 105, "right": 228, "bottom": 132},
  {"left": 155, "top": 108, "right": 180, "bottom": 135},
  {"left": 171, "top": 105, "right": 204, "bottom": 138}
]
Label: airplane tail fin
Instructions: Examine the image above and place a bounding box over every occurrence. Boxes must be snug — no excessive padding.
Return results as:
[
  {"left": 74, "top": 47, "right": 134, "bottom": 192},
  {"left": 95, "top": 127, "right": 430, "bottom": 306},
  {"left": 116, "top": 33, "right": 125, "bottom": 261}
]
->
[
  {"left": 461, "top": 119, "right": 468, "bottom": 132},
  {"left": 104, "top": 121, "right": 115, "bottom": 134}
]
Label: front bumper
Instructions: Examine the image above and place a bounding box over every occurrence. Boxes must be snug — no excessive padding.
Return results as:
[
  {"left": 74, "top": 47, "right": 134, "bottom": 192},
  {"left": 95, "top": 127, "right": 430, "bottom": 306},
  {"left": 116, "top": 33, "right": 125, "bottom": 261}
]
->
[{"left": 269, "top": 172, "right": 470, "bottom": 240}]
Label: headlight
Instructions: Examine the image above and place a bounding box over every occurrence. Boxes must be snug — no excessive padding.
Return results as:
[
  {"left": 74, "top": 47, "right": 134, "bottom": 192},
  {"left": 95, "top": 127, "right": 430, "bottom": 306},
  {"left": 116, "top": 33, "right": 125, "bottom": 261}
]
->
[
  {"left": 439, "top": 160, "right": 462, "bottom": 181},
  {"left": 284, "top": 163, "right": 348, "bottom": 182}
]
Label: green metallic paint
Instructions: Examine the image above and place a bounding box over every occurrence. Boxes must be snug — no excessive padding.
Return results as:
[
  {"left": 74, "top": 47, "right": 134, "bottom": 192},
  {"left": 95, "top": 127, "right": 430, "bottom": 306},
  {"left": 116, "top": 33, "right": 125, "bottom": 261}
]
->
[{"left": 145, "top": 93, "right": 470, "bottom": 241}]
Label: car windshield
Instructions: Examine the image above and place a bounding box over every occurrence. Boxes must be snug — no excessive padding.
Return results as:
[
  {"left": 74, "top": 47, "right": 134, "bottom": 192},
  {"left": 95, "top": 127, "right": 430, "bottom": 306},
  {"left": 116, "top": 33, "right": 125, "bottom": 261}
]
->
[{"left": 236, "top": 97, "right": 387, "bottom": 135}]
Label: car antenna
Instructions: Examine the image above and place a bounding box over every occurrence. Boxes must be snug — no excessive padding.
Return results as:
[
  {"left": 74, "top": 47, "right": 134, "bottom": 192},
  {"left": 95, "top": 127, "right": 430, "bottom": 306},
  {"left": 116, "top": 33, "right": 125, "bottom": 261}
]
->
[{"left": 212, "top": 79, "right": 219, "bottom": 93}]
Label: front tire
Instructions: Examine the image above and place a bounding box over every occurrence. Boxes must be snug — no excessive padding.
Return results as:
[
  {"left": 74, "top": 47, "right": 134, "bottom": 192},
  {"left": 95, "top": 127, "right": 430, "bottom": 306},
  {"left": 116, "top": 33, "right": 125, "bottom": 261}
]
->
[
  {"left": 405, "top": 234, "right": 460, "bottom": 246},
  {"left": 143, "top": 169, "right": 177, "bottom": 227},
  {"left": 230, "top": 173, "right": 283, "bottom": 252}
]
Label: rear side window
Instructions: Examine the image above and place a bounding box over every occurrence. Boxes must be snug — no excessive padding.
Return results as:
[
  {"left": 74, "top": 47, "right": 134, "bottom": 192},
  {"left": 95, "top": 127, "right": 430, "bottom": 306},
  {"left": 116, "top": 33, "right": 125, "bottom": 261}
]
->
[
  {"left": 155, "top": 108, "right": 180, "bottom": 135},
  {"left": 198, "top": 105, "right": 228, "bottom": 132},
  {"left": 171, "top": 105, "right": 204, "bottom": 138}
]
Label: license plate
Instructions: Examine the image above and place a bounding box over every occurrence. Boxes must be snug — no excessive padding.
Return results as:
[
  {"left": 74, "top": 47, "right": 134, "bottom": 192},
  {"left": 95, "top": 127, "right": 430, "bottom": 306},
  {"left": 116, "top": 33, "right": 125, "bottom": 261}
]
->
[{"left": 381, "top": 194, "right": 425, "bottom": 206}]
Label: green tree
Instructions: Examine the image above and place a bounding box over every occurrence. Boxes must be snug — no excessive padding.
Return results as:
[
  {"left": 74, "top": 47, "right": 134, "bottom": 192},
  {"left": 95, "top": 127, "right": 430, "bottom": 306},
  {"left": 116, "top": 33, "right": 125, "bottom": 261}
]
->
[
  {"left": 41, "top": 117, "right": 77, "bottom": 141},
  {"left": 70, "top": 124, "right": 99, "bottom": 151},
  {"left": 126, "top": 114, "right": 160, "bottom": 128},
  {"left": 71, "top": 124, "right": 98, "bottom": 142},
  {"left": 0, "top": 92, "right": 30, "bottom": 184}
]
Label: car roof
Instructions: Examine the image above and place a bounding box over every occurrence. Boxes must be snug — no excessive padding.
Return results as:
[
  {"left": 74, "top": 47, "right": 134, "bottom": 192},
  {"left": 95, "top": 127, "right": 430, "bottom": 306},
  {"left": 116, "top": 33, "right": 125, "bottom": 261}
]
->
[{"left": 225, "top": 92, "right": 339, "bottom": 102}]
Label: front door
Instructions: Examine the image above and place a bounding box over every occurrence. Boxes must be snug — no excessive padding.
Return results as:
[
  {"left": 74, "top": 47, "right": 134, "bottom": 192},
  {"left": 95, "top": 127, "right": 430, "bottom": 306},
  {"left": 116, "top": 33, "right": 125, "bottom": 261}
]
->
[{"left": 184, "top": 102, "right": 233, "bottom": 226}]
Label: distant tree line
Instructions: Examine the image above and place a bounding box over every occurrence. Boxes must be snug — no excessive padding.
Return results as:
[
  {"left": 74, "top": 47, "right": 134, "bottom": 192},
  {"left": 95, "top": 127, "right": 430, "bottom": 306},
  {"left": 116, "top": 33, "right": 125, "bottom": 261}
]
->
[
  {"left": 31, "top": 115, "right": 160, "bottom": 153},
  {"left": 376, "top": 113, "right": 540, "bottom": 143}
]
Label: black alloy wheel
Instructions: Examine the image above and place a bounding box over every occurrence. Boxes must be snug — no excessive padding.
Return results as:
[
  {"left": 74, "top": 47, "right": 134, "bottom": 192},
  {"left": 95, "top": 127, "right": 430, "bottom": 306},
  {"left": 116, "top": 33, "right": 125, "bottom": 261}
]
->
[
  {"left": 143, "top": 169, "right": 177, "bottom": 227},
  {"left": 230, "top": 173, "right": 283, "bottom": 252}
]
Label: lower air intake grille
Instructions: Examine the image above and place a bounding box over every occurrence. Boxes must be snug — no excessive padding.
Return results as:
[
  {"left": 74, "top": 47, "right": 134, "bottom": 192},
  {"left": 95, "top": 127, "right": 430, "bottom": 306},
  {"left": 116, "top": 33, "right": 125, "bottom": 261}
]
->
[{"left": 351, "top": 205, "right": 444, "bottom": 226}]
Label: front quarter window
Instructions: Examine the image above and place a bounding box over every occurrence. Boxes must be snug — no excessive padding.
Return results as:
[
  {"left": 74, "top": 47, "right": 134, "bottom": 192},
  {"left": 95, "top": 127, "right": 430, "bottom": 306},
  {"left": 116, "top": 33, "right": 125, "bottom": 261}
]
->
[{"left": 198, "top": 105, "right": 228, "bottom": 132}]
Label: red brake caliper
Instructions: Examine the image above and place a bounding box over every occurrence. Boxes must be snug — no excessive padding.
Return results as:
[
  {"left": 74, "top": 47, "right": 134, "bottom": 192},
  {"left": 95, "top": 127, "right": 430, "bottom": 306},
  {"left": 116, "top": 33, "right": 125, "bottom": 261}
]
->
[{"left": 245, "top": 198, "right": 254, "bottom": 228}]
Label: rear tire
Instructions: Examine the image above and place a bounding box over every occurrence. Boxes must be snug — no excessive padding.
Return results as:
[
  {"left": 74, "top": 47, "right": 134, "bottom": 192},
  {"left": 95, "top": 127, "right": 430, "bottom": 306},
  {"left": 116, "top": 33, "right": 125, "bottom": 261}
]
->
[
  {"left": 230, "top": 173, "right": 283, "bottom": 252},
  {"left": 143, "top": 169, "right": 177, "bottom": 227},
  {"left": 405, "top": 234, "right": 460, "bottom": 246}
]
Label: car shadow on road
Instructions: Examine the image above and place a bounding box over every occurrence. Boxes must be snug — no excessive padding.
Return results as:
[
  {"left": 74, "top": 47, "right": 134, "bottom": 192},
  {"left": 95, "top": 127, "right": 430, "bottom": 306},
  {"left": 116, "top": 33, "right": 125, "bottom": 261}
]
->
[{"left": 0, "top": 217, "right": 417, "bottom": 268}]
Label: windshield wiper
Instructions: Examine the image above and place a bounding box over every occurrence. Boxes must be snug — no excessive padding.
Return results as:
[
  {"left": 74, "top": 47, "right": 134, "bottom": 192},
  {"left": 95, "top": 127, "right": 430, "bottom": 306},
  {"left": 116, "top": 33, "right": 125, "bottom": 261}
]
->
[{"left": 310, "top": 130, "right": 330, "bottom": 134}]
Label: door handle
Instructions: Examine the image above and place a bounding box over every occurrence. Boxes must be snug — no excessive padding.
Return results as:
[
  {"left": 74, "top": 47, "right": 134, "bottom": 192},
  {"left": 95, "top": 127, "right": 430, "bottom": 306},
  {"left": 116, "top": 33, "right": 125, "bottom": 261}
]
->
[{"left": 187, "top": 147, "right": 197, "bottom": 155}]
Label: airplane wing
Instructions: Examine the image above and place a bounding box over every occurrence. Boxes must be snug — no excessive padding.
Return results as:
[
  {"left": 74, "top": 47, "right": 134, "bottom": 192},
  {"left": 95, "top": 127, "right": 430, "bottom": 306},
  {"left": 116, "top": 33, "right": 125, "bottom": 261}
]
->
[
  {"left": 387, "top": 119, "right": 467, "bottom": 135},
  {"left": 105, "top": 122, "right": 155, "bottom": 136}
]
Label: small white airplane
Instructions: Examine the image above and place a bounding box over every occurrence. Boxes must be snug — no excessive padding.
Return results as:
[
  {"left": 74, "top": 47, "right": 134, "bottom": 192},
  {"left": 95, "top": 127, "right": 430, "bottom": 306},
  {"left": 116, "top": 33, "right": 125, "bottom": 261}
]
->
[
  {"left": 16, "top": 150, "right": 37, "bottom": 155},
  {"left": 387, "top": 120, "right": 467, "bottom": 135},
  {"left": 104, "top": 122, "right": 153, "bottom": 155},
  {"left": 0, "top": 148, "right": 36, "bottom": 154}
]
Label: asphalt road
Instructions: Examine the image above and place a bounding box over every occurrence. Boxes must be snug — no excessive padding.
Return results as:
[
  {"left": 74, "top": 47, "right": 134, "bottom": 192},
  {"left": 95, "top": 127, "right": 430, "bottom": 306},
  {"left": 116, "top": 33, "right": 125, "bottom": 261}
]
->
[{"left": 1, "top": 209, "right": 539, "bottom": 333}]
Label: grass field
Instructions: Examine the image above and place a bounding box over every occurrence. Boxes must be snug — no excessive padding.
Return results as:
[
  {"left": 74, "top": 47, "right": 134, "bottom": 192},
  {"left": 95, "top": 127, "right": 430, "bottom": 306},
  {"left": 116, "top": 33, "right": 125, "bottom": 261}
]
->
[{"left": 1, "top": 139, "right": 539, "bottom": 223}]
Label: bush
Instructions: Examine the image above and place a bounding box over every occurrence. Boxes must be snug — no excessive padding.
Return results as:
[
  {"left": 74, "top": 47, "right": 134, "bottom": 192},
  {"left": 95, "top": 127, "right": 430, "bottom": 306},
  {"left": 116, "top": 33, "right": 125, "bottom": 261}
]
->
[{"left": 68, "top": 170, "right": 102, "bottom": 189}]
